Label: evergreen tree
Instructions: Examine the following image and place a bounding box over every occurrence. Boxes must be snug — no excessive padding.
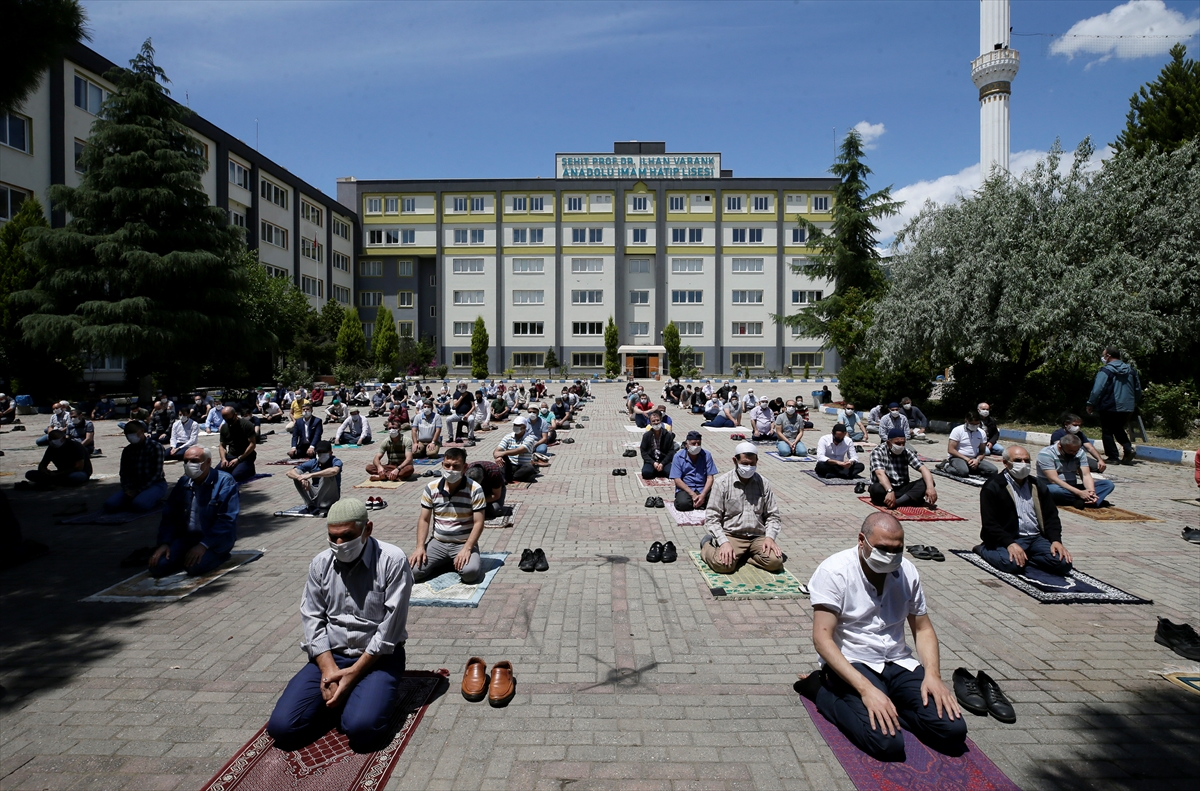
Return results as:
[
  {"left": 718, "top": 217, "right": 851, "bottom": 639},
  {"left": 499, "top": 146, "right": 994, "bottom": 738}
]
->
[
  {"left": 544, "top": 347, "right": 559, "bottom": 377},
  {"left": 774, "top": 129, "right": 901, "bottom": 362},
  {"left": 603, "top": 316, "right": 620, "bottom": 376},
  {"left": 16, "top": 40, "right": 249, "bottom": 390},
  {"left": 471, "top": 316, "right": 490, "bottom": 379},
  {"left": 662, "top": 321, "right": 682, "bottom": 379},
  {"left": 336, "top": 307, "right": 368, "bottom": 365},
  {"left": 372, "top": 306, "right": 399, "bottom": 377},
  {"left": 1114, "top": 44, "right": 1200, "bottom": 157},
  {"left": 3, "top": 0, "right": 90, "bottom": 115}
]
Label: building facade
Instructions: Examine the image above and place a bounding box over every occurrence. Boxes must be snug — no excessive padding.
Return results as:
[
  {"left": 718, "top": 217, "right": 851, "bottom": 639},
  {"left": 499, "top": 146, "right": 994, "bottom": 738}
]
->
[{"left": 338, "top": 142, "right": 839, "bottom": 377}]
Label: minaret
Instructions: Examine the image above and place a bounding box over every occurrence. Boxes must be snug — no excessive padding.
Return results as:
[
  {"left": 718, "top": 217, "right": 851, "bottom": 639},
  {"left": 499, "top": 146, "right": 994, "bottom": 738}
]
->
[{"left": 971, "top": 0, "right": 1020, "bottom": 177}]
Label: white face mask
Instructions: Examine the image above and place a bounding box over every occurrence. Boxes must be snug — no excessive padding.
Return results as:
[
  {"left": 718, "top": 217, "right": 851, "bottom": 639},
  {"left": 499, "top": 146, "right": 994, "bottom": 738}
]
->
[
  {"left": 303, "top": 410, "right": 312, "bottom": 418},
  {"left": 126, "top": 433, "right": 143, "bottom": 444},
  {"left": 183, "top": 462, "right": 206, "bottom": 480},
  {"left": 329, "top": 533, "right": 366, "bottom": 563},
  {"left": 889, "top": 410, "right": 900, "bottom": 417},
  {"left": 1066, "top": 425, "right": 1080, "bottom": 434},
  {"left": 1100, "top": 355, "right": 1107, "bottom": 364},
  {"left": 977, "top": 409, "right": 990, "bottom": 417},
  {"left": 966, "top": 423, "right": 981, "bottom": 432},
  {"left": 861, "top": 536, "right": 903, "bottom": 574},
  {"left": 317, "top": 453, "right": 332, "bottom": 464},
  {"left": 389, "top": 430, "right": 400, "bottom": 439},
  {"left": 786, "top": 407, "right": 797, "bottom": 415},
  {"left": 687, "top": 444, "right": 702, "bottom": 456},
  {"left": 442, "top": 468, "right": 464, "bottom": 484},
  {"left": 736, "top": 463, "right": 757, "bottom": 478},
  {"left": 1008, "top": 461, "right": 1031, "bottom": 480},
  {"left": 845, "top": 409, "right": 854, "bottom": 416},
  {"left": 889, "top": 443, "right": 906, "bottom": 456},
  {"left": 424, "top": 409, "right": 433, "bottom": 418},
  {"left": 902, "top": 404, "right": 912, "bottom": 411}
]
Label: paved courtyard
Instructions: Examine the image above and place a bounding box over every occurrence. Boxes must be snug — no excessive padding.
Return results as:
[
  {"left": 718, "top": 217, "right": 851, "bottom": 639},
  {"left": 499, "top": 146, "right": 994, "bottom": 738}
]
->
[{"left": 1, "top": 383, "right": 1198, "bottom": 791}]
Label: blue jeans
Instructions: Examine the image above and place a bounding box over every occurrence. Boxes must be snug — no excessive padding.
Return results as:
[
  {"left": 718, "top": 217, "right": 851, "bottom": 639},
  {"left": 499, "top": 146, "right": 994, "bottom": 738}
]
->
[
  {"left": 776, "top": 440, "right": 808, "bottom": 457},
  {"left": 150, "top": 534, "right": 231, "bottom": 578},
  {"left": 103, "top": 480, "right": 168, "bottom": 512},
  {"left": 267, "top": 649, "right": 407, "bottom": 753},
  {"left": 226, "top": 459, "right": 257, "bottom": 483},
  {"left": 634, "top": 413, "right": 650, "bottom": 428},
  {"left": 25, "top": 469, "right": 90, "bottom": 487},
  {"left": 35, "top": 435, "right": 51, "bottom": 447},
  {"left": 976, "top": 534, "right": 1072, "bottom": 576},
  {"left": 535, "top": 443, "right": 549, "bottom": 455},
  {"left": 987, "top": 443, "right": 1005, "bottom": 456},
  {"left": 706, "top": 415, "right": 735, "bottom": 428},
  {"left": 1047, "top": 478, "right": 1114, "bottom": 507}
]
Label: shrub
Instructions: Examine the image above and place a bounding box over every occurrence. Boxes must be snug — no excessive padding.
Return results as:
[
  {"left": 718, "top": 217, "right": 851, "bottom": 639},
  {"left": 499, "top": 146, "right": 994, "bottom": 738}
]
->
[
  {"left": 838, "top": 355, "right": 936, "bottom": 410},
  {"left": 1142, "top": 380, "right": 1198, "bottom": 438}
]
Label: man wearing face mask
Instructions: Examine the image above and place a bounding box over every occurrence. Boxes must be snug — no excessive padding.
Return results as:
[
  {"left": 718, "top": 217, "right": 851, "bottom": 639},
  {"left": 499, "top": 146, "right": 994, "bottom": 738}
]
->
[
  {"left": 149, "top": 446, "right": 240, "bottom": 577},
  {"left": 494, "top": 416, "right": 538, "bottom": 483},
  {"left": 976, "top": 402, "right": 1003, "bottom": 456},
  {"left": 411, "top": 404, "right": 443, "bottom": 459},
  {"left": 803, "top": 513, "right": 966, "bottom": 762},
  {"left": 66, "top": 408, "right": 97, "bottom": 456},
  {"left": 336, "top": 407, "right": 373, "bottom": 446},
  {"left": 1049, "top": 413, "right": 1106, "bottom": 473},
  {"left": 842, "top": 402, "right": 864, "bottom": 442},
  {"left": 410, "top": 448, "right": 486, "bottom": 585},
  {"left": 639, "top": 412, "right": 677, "bottom": 480},
  {"left": 323, "top": 398, "right": 346, "bottom": 426},
  {"left": 1086, "top": 346, "right": 1141, "bottom": 465},
  {"left": 24, "top": 429, "right": 92, "bottom": 488},
  {"left": 816, "top": 424, "right": 865, "bottom": 480},
  {"left": 217, "top": 407, "right": 259, "bottom": 484},
  {"left": 942, "top": 409, "right": 999, "bottom": 478},
  {"left": 877, "top": 403, "right": 910, "bottom": 442},
  {"left": 104, "top": 421, "right": 168, "bottom": 513},
  {"left": 166, "top": 407, "right": 200, "bottom": 461},
  {"left": 898, "top": 398, "right": 928, "bottom": 439},
  {"left": 447, "top": 382, "right": 476, "bottom": 444},
  {"left": 671, "top": 431, "right": 718, "bottom": 512},
  {"left": 367, "top": 425, "right": 415, "bottom": 482},
  {"left": 869, "top": 429, "right": 938, "bottom": 509},
  {"left": 747, "top": 399, "right": 775, "bottom": 442},
  {"left": 289, "top": 404, "right": 323, "bottom": 460},
  {"left": 527, "top": 405, "right": 554, "bottom": 456},
  {"left": 36, "top": 400, "right": 73, "bottom": 446},
  {"left": 267, "top": 498, "right": 413, "bottom": 753},
  {"left": 632, "top": 393, "right": 656, "bottom": 428},
  {"left": 700, "top": 442, "right": 784, "bottom": 574},
  {"left": 774, "top": 400, "right": 808, "bottom": 457},
  {"left": 286, "top": 441, "right": 343, "bottom": 517},
  {"left": 1035, "top": 432, "right": 1115, "bottom": 508},
  {"left": 976, "top": 446, "right": 1073, "bottom": 576}
]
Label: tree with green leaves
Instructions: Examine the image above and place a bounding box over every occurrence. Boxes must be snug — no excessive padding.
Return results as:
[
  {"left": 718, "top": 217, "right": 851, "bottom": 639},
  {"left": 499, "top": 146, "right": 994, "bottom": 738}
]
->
[
  {"left": 662, "top": 321, "right": 681, "bottom": 379},
  {"left": 1114, "top": 44, "right": 1199, "bottom": 157},
  {"left": 603, "top": 316, "right": 620, "bottom": 376},
  {"left": 3, "top": 0, "right": 90, "bottom": 115},
  {"left": 336, "top": 307, "right": 368, "bottom": 365},
  {"left": 774, "top": 129, "right": 901, "bottom": 364},
  {"left": 544, "top": 347, "right": 560, "bottom": 378},
  {"left": 16, "top": 40, "right": 249, "bottom": 394},
  {"left": 233, "top": 248, "right": 311, "bottom": 383},
  {"left": 372, "top": 306, "right": 399, "bottom": 378},
  {"left": 471, "top": 316, "right": 489, "bottom": 379}
]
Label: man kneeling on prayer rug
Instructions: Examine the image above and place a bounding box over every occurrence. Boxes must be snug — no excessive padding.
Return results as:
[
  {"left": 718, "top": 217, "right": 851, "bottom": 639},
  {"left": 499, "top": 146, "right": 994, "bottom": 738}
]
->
[{"left": 699, "top": 441, "right": 784, "bottom": 574}]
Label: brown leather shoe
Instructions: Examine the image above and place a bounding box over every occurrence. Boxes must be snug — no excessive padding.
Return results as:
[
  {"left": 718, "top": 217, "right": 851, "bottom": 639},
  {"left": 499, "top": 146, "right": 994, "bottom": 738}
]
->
[
  {"left": 487, "top": 661, "right": 515, "bottom": 707},
  {"left": 461, "top": 657, "right": 488, "bottom": 702}
]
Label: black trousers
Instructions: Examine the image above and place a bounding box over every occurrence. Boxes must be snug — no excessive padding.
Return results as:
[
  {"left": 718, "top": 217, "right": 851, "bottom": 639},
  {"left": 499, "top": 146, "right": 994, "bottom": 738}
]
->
[
  {"left": 868, "top": 479, "right": 926, "bottom": 507},
  {"left": 816, "top": 460, "right": 865, "bottom": 479},
  {"left": 1098, "top": 411, "right": 1134, "bottom": 460}
]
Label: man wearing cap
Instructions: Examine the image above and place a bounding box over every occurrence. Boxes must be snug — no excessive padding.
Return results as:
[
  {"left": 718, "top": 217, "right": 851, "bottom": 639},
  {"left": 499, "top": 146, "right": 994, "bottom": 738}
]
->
[
  {"left": 816, "top": 424, "right": 865, "bottom": 479},
  {"left": 671, "top": 431, "right": 718, "bottom": 511},
  {"left": 700, "top": 442, "right": 785, "bottom": 574},
  {"left": 0, "top": 392, "right": 16, "bottom": 424},
  {"left": 267, "top": 499, "right": 413, "bottom": 752},
  {"left": 336, "top": 407, "right": 373, "bottom": 446},
  {"left": 741, "top": 387, "right": 758, "bottom": 413},
  {"left": 367, "top": 425, "right": 415, "bottom": 482},
  {"left": 105, "top": 420, "right": 168, "bottom": 512},
  {"left": 286, "top": 441, "right": 343, "bottom": 517},
  {"left": 150, "top": 446, "right": 240, "bottom": 577},
  {"left": 494, "top": 417, "right": 537, "bottom": 483},
  {"left": 410, "top": 448, "right": 486, "bottom": 585},
  {"left": 869, "top": 429, "right": 938, "bottom": 509}
]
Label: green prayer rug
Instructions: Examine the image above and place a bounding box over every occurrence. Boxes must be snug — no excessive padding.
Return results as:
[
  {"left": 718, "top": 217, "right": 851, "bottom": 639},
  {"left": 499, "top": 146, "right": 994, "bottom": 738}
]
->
[{"left": 687, "top": 550, "right": 810, "bottom": 600}]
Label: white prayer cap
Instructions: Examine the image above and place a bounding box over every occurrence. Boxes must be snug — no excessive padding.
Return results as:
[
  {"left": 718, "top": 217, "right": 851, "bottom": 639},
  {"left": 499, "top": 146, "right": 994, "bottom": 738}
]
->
[
  {"left": 513, "top": 416, "right": 529, "bottom": 427},
  {"left": 734, "top": 441, "right": 758, "bottom": 457}
]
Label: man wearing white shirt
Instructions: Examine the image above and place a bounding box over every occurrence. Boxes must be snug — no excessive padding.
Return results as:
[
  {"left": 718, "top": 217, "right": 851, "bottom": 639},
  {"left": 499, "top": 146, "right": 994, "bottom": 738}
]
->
[
  {"left": 802, "top": 513, "right": 965, "bottom": 762},
  {"left": 943, "top": 409, "right": 999, "bottom": 478},
  {"left": 741, "top": 388, "right": 758, "bottom": 413},
  {"left": 815, "top": 424, "right": 865, "bottom": 479},
  {"left": 336, "top": 408, "right": 373, "bottom": 446},
  {"left": 166, "top": 407, "right": 202, "bottom": 461}
]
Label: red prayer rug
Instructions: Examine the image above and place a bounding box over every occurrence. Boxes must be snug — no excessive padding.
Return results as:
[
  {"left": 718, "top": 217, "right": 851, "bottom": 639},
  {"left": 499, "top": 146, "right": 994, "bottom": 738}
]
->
[
  {"left": 200, "top": 669, "right": 448, "bottom": 791},
  {"left": 858, "top": 497, "right": 966, "bottom": 522}
]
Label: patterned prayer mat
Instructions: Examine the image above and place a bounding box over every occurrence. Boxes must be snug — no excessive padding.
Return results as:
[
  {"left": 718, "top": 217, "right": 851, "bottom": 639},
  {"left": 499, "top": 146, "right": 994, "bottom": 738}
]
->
[
  {"left": 413, "top": 457, "right": 441, "bottom": 466},
  {"left": 200, "top": 669, "right": 448, "bottom": 791},
  {"left": 410, "top": 552, "right": 509, "bottom": 608},
  {"left": 664, "top": 502, "right": 706, "bottom": 525},
  {"left": 800, "top": 696, "right": 1021, "bottom": 791},
  {"left": 857, "top": 497, "right": 965, "bottom": 522},
  {"left": 484, "top": 502, "right": 521, "bottom": 528},
  {"left": 1160, "top": 671, "right": 1200, "bottom": 697},
  {"left": 950, "top": 550, "right": 1153, "bottom": 605},
  {"left": 765, "top": 451, "right": 817, "bottom": 462},
  {"left": 507, "top": 481, "right": 534, "bottom": 489},
  {"left": 931, "top": 468, "right": 989, "bottom": 488},
  {"left": 803, "top": 470, "right": 863, "bottom": 486},
  {"left": 637, "top": 475, "right": 675, "bottom": 488},
  {"left": 353, "top": 477, "right": 407, "bottom": 489},
  {"left": 82, "top": 550, "right": 264, "bottom": 603},
  {"left": 265, "top": 459, "right": 305, "bottom": 466},
  {"left": 1058, "top": 505, "right": 1162, "bottom": 522},
  {"left": 687, "top": 550, "right": 809, "bottom": 600},
  {"left": 273, "top": 507, "right": 322, "bottom": 518},
  {"left": 58, "top": 508, "right": 157, "bottom": 525}
]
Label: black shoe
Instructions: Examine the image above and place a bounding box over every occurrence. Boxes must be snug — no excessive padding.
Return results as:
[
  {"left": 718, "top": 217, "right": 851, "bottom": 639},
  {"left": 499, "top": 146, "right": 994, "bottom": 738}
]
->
[
  {"left": 654, "top": 497, "right": 665, "bottom": 508},
  {"left": 645, "top": 496, "right": 656, "bottom": 508},
  {"left": 532, "top": 548, "right": 549, "bottom": 572},
  {"left": 1155, "top": 618, "right": 1200, "bottom": 660},
  {"left": 617, "top": 469, "right": 627, "bottom": 476},
  {"left": 976, "top": 671, "right": 1016, "bottom": 723},
  {"left": 1182, "top": 528, "right": 1200, "bottom": 545},
  {"left": 613, "top": 469, "right": 622, "bottom": 476},
  {"left": 661, "top": 541, "right": 677, "bottom": 563},
  {"left": 646, "top": 542, "right": 663, "bottom": 563},
  {"left": 794, "top": 671, "right": 823, "bottom": 701},
  {"left": 953, "top": 668, "right": 988, "bottom": 716},
  {"left": 518, "top": 548, "right": 536, "bottom": 572},
  {"left": 853, "top": 481, "right": 866, "bottom": 494},
  {"left": 1120, "top": 452, "right": 1136, "bottom": 465}
]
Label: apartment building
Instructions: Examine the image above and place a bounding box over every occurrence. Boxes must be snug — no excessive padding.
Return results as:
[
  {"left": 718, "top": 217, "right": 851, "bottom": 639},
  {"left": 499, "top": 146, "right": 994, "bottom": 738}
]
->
[{"left": 338, "top": 142, "right": 839, "bottom": 377}]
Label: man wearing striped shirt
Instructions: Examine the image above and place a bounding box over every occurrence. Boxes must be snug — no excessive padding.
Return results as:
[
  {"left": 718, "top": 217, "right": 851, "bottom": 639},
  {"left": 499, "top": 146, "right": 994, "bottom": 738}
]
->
[
  {"left": 494, "top": 417, "right": 538, "bottom": 483},
  {"left": 409, "top": 448, "right": 486, "bottom": 584}
]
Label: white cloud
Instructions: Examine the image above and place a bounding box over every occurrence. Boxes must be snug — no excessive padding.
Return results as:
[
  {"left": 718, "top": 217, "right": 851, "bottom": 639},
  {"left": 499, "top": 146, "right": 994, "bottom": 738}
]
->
[
  {"left": 1050, "top": 0, "right": 1199, "bottom": 63},
  {"left": 853, "top": 121, "right": 886, "bottom": 149}
]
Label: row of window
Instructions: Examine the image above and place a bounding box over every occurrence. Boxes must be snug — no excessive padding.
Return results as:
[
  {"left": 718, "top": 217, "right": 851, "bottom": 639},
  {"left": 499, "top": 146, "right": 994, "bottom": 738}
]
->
[
  {"left": 356, "top": 257, "right": 810, "bottom": 276},
  {"left": 447, "top": 320, "right": 776, "bottom": 338},
  {"left": 361, "top": 193, "right": 830, "bottom": 217},
  {"left": 367, "top": 286, "right": 821, "bottom": 311},
  {"left": 443, "top": 350, "right": 823, "bottom": 370},
  {"left": 229, "top": 162, "right": 349, "bottom": 239},
  {"left": 362, "top": 225, "right": 807, "bottom": 248}
]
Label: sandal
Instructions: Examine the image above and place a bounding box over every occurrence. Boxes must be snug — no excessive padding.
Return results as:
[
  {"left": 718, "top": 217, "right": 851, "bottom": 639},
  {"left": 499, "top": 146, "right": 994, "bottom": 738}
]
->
[
  {"left": 925, "top": 545, "right": 945, "bottom": 562},
  {"left": 908, "top": 546, "right": 933, "bottom": 560}
]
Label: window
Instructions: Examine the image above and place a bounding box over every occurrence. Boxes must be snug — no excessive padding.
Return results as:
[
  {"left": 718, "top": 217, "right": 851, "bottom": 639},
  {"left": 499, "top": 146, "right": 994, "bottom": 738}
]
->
[
  {"left": 1, "top": 184, "right": 30, "bottom": 221},
  {"left": 731, "top": 321, "right": 763, "bottom": 336},
  {"left": 628, "top": 259, "right": 649, "bottom": 274},
  {"left": 731, "top": 228, "right": 746, "bottom": 243},
  {"left": 791, "top": 227, "right": 807, "bottom": 244},
  {"left": 566, "top": 196, "right": 583, "bottom": 212},
  {"left": 430, "top": 305, "right": 436, "bottom": 317},
  {"left": 731, "top": 290, "right": 763, "bottom": 304},
  {"left": 260, "top": 179, "right": 287, "bottom": 209},
  {"left": 572, "top": 353, "right": 604, "bottom": 368},
  {"left": 453, "top": 352, "right": 473, "bottom": 367},
  {"left": 359, "top": 291, "right": 383, "bottom": 307},
  {"left": 400, "top": 229, "right": 415, "bottom": 244},
  {"left": 398, "top": 321, "right": 414, "bottom": 337},
  {"left": 512, "top": 352, "right": 544, "bottom": 368},
  {"left": 260, "top": 221, "right": 287, "bottom": 249},
  {"left": 512, "top": 228, "right": 527, "bottom": 244},
  {"left": 513, "top": 290, "right": 544, "bottom": 304},
  {"left": 359, "top": 260, "right": 382, "bottom": 277},
  {"left": 669, "top": 195, "right": 685, "bottom": 211},
  {"left": 572, "top": 290, "right": 603, "bottom": 304},
  {"left": 470, "top": 229, "right": 485, "bottom": 244},
  {"left": 630, "top": 290, "right": 649, "bottom": 304},
  {"left": 333, "top": 251, "right": 350, "bottom": 271},
  {"left": 229, "top": 161, "right": 250, "bottom": 190},
  {"left": 790, "top": 352, "right": 824, "bottom": 369},
  {"left": 572, "top": 321, "right": 604, "bottom": 335},
  {"left": 632, "top": 196, "right": 649, "bottom": 212},
  {"left": 453, "top": 258, "right": 484, "bottom": 274},
  {"left": 333, "top": 217, "right": 350, "bottom": 239},
  {"left": 682, "top": 350, "right": 704, "bottom": 369},
  {"left": 264, "top": 264, "right": 290, "bottom": 279},
  {"left": 398, "top": 291, "right": 414, "bottom": 308},
  {"left": 398, "top": 260, "right": 413, "bottom": 277},
  {"left": 787, "top": 194, "right": 808, "bottom": 211},
  {"left": 301, "top": 276, "right": 323, "bottom": 298},
  {"left": 749, "top": 228, "right": 763, "bottom": 243},
  {"left": 731, "top": 352, "right": 764, "bottom": 368},
  {"left": 726, "top": 196, "right": 743, "bottom": 211},
  {"left": 402, "top": 197, "right": 415, "bottom": 213},
  {"left": 453, "top": 197, "right": 468, "bottom": 212},
  {"left": 453, "top": 322, "right": 473, "bottom": 336},
  {"left": 385, "top": 197, "right": 398, "bottom": 214},
  {"left": 73, "top": 75, "right": 104, "bottom": 114},
  {"left": 529, "top": 228, "right": 543, "bottom": 244},
  {"left": 629, "top": 322, "right": 649, "bottom": 336},
  {"left": 453, "top": 290, "right": 484, "bottom": 305},
  {"left": 672, "top": 258, "right": 703, "bottom": 273},
  {"left": 813, "top": 196, "right": 830, "bottom": 212},
  {"left": 512, "top": 321, "right": 544, "bottom": 336},
  {"left": 731, "top": 258, "right": 764, "bottom": 272},
  {"left": 333, "top": 285, "right": 351, "bottom": 304},
  {"left": 632, "top": 228, "right": 647, "bottom": 244},
  {"left": 671, "top": 290, "right": 702, "bottom": 304},
  {"left": 366, "top": 197, "right": 382, "bottom": 214},
  {"left": 471, "top": 197, "right": 484, "bottom": 212},
  {"left": 302, "top": 237, "right": 323, "bottom": 262},
  {"left": 230, "top": 209, "right": 247, "bottom": 231},
  {"left": 791, "top": 290, "right": 824, "bottom": 304},
  {"left": 73, "top": 139, "right": 85, "bottom": 172},
  {"left": 688, "top": 228, "right": 703, "bottom": 243},
  {"left": 571, "top": 228, "right": 586, "bottom": 244},
  {"left": 512, "top": 258, "right": 544, "bottom": 273},
  {"left": 677, "top": 321, "right": 704, "bottom": 336},
  {"left": 512, "top": 196, "right": 527, "bottom": 211},
  {"left": 453, "top": 229, "right": 468, "bottom": 244},
  {"left": 588, "top": 228, "right": 604, "bottom": 244},
  {"left": 571, "top": 258, "right": 602, "bottom": 273},
  {"left": 367, "top": 229, "right": 384, "bottom": 246},
  {"left": 530, "top": 196, "right": 544, "bottom": 211},
  {"left": 671, "top": 228, "right": 685, "bottom": 243},
  {"left": 301, "top": 201, "right": 323, "bottom": 226},
  {"left": 430, "top": 274, "right": 436, "bottom": 285},
  {"left": 384, "top": 229, "right": 399, "bottom": 245},
  {"left": 753, "top": 196, "right": 771, "bottom": 212}
]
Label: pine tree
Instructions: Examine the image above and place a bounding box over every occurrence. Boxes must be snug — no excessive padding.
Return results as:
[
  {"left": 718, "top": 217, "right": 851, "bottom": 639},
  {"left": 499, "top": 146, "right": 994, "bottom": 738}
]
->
[
  {"left": 662, "top": 321, "right": 681, "bottom": 379},
  {"left": 1114, "top": 44, "right": 1200, "bottom": 157},
  {"left": 17, "top": 40, "right": 249, "bottom": 389},
  {"left": 544, "top": 347, "right": 560, "bottom": 377},
  {"left": 603, "top": 316, "right": 620, "bottom": 376},
  {"left": 372, "top": 305, "right": 399, "bottom": 377},
  {"left": 471, "top": 316, "right": 489, "bottom": 379},
  {"left": 3, "top": 0, "right": 90, "bottom": 115},
  {"left": 337, "top": 307, "right": 368, "bottom": 365}
]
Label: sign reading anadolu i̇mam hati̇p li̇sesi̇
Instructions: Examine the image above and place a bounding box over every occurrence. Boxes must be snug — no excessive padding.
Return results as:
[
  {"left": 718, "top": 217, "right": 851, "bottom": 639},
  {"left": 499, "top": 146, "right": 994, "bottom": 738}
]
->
[{"left": 555, "top": 153, "right": 721, "bottom": 180}]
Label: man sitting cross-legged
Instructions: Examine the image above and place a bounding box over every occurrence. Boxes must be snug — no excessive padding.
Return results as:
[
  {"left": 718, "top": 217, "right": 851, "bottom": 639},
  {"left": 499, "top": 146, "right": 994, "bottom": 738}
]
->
[
  {"left": 942, "top": 409, "right": 999, "bottom": 478},
  {"left": 286, "top": 441, "right": 343, "bottom": 517},
  {"left": 289, "top": 404, "right": 323, "bottom": 459},
  {"left": 640, "top": 411, "right": 676, "bottom": 480},
  {"left": 366, "top": 426, "right": 415, "bottom": 482},
  {"left": 1036, "top": 432, "right": 1115, "bottom": 508},
  {"left": 671, "top": 431, "right": 718, "bottom": 512},
  {"left": 746, "top": 400, "right": 775, "bottom": 442},
  {"left": 105, "top": 420, "right": 169, "bottom": 513},
  {"left": 467, "top": 459, "right": 508, "bottom": 519},
  {"left": 816, "top": 424, "right": 865, "bottom": 479},
  {"left": 700, "top": 442, "right": 785, "bottom": 574},
  {"left": 801, "top": 513, "right": 966, "bottom": 762},
  {"left": 336, "top": 407, "right": 373, "bottom": 446},
  {"left": 976, "top": 445, "right": 1073, "bottom": 576},
  {"left": 24, "top": 429, "right": 92, "bottom": 488},
  {"left": 266, "top": 499, "right": 413, "bottom": 753},
  {"left": 411, "top": 404, "right": 442, "bottom": 459},
  {"left": 409, "top": 448, "right": 486, "bottom": 585},
  {"left": 841, "top": 402, "right": 865, "bottom": 442},
  {"left": 217, "top": 407, "right": 258, "bottom": 484},
  {"left": 493, "top": 416, "right": 538, "bottom": 483},
  {"left": 774, "top": 400, "right": 808, "bottom": 457},
  {"left": 66, "top": 408, "right": 97, "bottom": 456},
  {"left": 166, "top": 406, "right": 201, "bottom": 461},
  {"left": 868, "top": 429, "right": 938, "bottom": 509},
  {"left": 149, "top": 446, "right": 240, "bottom": 578}
]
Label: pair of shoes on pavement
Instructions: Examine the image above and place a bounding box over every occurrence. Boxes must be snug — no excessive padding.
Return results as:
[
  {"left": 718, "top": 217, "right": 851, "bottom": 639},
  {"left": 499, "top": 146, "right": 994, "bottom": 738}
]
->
[
  {"left": 518, "top": 548, "right": 548, "bottom": 572},
  {"left": 461, "top": 657, "right": 515, "bottom": 707},
  {"left": 366, "top": 496, "right": 387, "bottom": 510},
  {"left": 853, "top": 481, "right": 867, "bottom": 494},
  {"left": 644, "top": 496, "right": 665, "bottom": 508},
  {"left": 907, "top": 544, "right": 945, "bottom": 562},
  {"left": 954, "top": 668, "right": 1016, "bottom": 723},
  {"left": 1181, "top": 527, "right": 1200, "bottom": 545},
  {"left": 622, "top": 449, "right": 637, "bottom": 457},
  {"left": 1155, "top": 617, "right": 1200, "bottom": 660},
  {"left": 646, "top": 541, "right": 676, "bottom": 563},
  {"left": 611, "top": 468, "right": 627, "bottom": 476}
]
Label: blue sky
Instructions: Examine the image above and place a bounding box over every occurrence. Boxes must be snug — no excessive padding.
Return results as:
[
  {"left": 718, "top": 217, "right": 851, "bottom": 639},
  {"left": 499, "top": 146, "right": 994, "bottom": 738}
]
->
[{"left": 80, "top": 0, "right": 1197, "bottom": 236}]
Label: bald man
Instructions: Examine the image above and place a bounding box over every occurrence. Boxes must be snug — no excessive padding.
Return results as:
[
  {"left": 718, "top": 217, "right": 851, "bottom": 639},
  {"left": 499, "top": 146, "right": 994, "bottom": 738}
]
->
[
  {"left": 218, "top": 406, "right": 259, "bottom": 483},
  {"left": 150, "top": 446, "right": 240, "bottom": 578},
  {"left": 800, "top": 513, "right": 966, "bottom": 762}
]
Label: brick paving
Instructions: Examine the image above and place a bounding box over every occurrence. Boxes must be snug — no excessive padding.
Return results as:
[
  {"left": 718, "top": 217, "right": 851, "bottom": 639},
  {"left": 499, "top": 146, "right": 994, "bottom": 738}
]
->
[{"left": 1, "top": 385, "right": 1198, "bottom": 790}]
